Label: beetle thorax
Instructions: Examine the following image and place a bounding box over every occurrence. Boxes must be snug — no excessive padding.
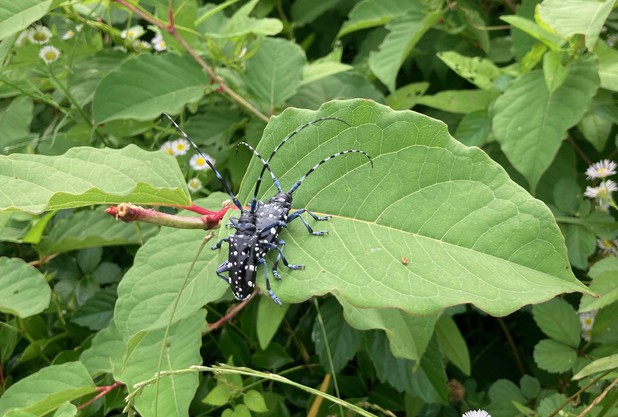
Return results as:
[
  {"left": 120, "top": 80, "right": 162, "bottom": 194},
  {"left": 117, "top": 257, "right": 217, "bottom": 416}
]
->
[{"left": 267, "top": 192, "right": 293, "bottom": 210}]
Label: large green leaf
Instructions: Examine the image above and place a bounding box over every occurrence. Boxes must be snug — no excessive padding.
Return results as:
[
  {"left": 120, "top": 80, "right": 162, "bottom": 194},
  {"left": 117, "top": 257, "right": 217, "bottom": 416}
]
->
[
  {"left": 0, "top": 257, "right": 51, "bottom": 318},
  {"left": 538, "top": 0, "right": 616, "bottom": 50},
  {"left": 368, "top": 7, "right": 441, "bottom": 92},
  {"left": 237, "top": 99, "right": 589, "bottom": 315},
  {"left": 493, "top": 56, "right": 599, "bottom": 190},
  {"left": 0, "top": 0, "right": 51, "bottom": 41},
  {"left": 245, "top": 37, "right": 306, "bottom": 111},
  {"left": 0, "top": 362, "right": 96, "bottom": 417},
  {"left": 115, "top": 99, "right": 589, "bottom": 344},
  {"left": 92, "top": 54, "right": 208, "bottom": 124},
  {"left": 0, "top": 145, "right": 190, "bottom": 214}
]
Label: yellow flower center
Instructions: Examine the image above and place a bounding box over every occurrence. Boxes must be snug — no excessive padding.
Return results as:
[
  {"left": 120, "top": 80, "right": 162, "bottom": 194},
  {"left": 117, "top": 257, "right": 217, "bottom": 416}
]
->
[{"left": 34, "top": 31, "right": 47, "bottom": 41}]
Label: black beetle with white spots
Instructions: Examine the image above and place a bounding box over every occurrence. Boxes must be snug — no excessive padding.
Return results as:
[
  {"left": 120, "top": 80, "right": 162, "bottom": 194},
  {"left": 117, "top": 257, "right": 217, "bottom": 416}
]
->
[{"left": 166, "top": 115, "right": 373, "bottom": 305}]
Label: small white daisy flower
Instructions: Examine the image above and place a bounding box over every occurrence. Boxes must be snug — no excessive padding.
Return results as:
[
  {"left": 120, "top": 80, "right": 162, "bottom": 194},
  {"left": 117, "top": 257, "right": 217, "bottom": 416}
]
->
[
  {"left": 152, "top": 34, "right": 167, "bottom": 51},
  {"left": 16, "top": 30, "right": 29, "bottom": 46},
  {"left": 61, "top": 30, "right": 75, "bottom": 40},
  {"left": 596, "top": 239, "right": 618, "bottom": 256},
  {"left": 172, "top": 138, "right": 190, "bottom": 156},
  {"left": 187, "top": 177, "right": 203, "bottom": 193},
  {"left": 160, "top": 141, "right": 175, "bottom": 156},
  {"left": 39, "top": 46, "right": 61, "bottom": 64},
  {"left": 28, "top": 25, "right": 52, "bottom": 44},
  {"left": 579, "top": 310, "right": 597, "bottom": 342},
  {"left": 462, "top": 410, "right": 491, "bottom": 417},
  {"left": 189, "top": 153, "right": 215, "bottom": 171},
  {"left": 121, "top": 25, "right": 144, "bottom": 41},
  {"left": 584, "top": 180, "right": 618, "bottom": 200},
  {"left": 133, "top": 40, "right": 151, "bottom": 51},
  {"left": 75, "top": 24, "right": 83, "bottom": 32},
  {"left": 586, "top": 159, "right": 617, "bottom": 180},
  {"left": 579, "top": 310, "right": 597, "bottom": 332}
]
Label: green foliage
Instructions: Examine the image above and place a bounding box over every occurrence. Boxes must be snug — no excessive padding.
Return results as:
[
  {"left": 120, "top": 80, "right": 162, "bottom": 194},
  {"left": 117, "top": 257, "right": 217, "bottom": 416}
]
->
[
  {"left": 0, "top": 1, "right": 617, "bottom": 417},
  {"left": 0, "top": 146, "right": 190, "bottom": 213},
  {"left": 0, "top": 257, "right": 50, "bottom": 317}
]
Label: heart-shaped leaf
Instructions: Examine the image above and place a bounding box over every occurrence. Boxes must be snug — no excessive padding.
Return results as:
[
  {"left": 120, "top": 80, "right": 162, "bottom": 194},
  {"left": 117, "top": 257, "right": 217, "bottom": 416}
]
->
[
  {"left": 492, "top": 55, "right": 599, "bottom": 190},
  {"left": 237, "top": 99, "right": 588, "bottom": 315},
  {"left": 113, "top": 99, "right": 589, "bottom": 344}
]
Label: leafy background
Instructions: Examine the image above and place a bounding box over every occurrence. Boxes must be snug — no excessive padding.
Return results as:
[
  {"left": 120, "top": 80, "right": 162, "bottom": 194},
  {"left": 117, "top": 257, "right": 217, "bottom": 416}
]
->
[{"left": 0, "top": 1, "right": 617, "bottom": 417}]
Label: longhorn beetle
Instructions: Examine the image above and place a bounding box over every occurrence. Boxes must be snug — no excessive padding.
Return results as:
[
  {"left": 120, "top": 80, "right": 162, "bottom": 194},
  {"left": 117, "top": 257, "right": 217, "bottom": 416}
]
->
[
  {"left": 164, "top": 114, "right": 267, "bottom": 301},
  {"left": 236, "top": 139, "right": 373, "bottom": 304},
  {"left": 166, "top": 114, "right": 372, "bottom": 304}
]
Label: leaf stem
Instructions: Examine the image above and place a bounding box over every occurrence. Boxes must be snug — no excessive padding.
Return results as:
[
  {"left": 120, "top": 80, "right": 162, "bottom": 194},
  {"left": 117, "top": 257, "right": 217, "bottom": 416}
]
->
[
  {"left": 78, "top": 381, "right": 124, "bottom": 410},
  {"left": 153, "top": 231, "right": 214, "bottom": 417},
  {"left": 576, "top": 377, "right": 618, "bottom": 417},
  {"left": 548, "top": 370, "right": 613, "bottom": 417},
  {"left": 496, "top": 317, "right": 525, "bottom": 375},
  {"left": 207, "top": 290, "right": 257, "bottom": 332},
  {"left": 105, "top": 203, "right": 225, "bottom": 229}
]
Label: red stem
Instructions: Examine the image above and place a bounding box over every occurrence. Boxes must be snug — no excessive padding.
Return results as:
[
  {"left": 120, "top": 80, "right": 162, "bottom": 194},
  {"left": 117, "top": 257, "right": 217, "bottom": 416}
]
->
[
  {"left": 178, "top": 203, "right": 219, "bottom": 216},
  {"left": 106, "top": 203, "right": 229, "bottom": 229},
  {"left": 208, "top": 289, "right": 257, "bottom": 332},
  {"left": 78, "top": 381, "right": 124, "bottom": 410}
]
